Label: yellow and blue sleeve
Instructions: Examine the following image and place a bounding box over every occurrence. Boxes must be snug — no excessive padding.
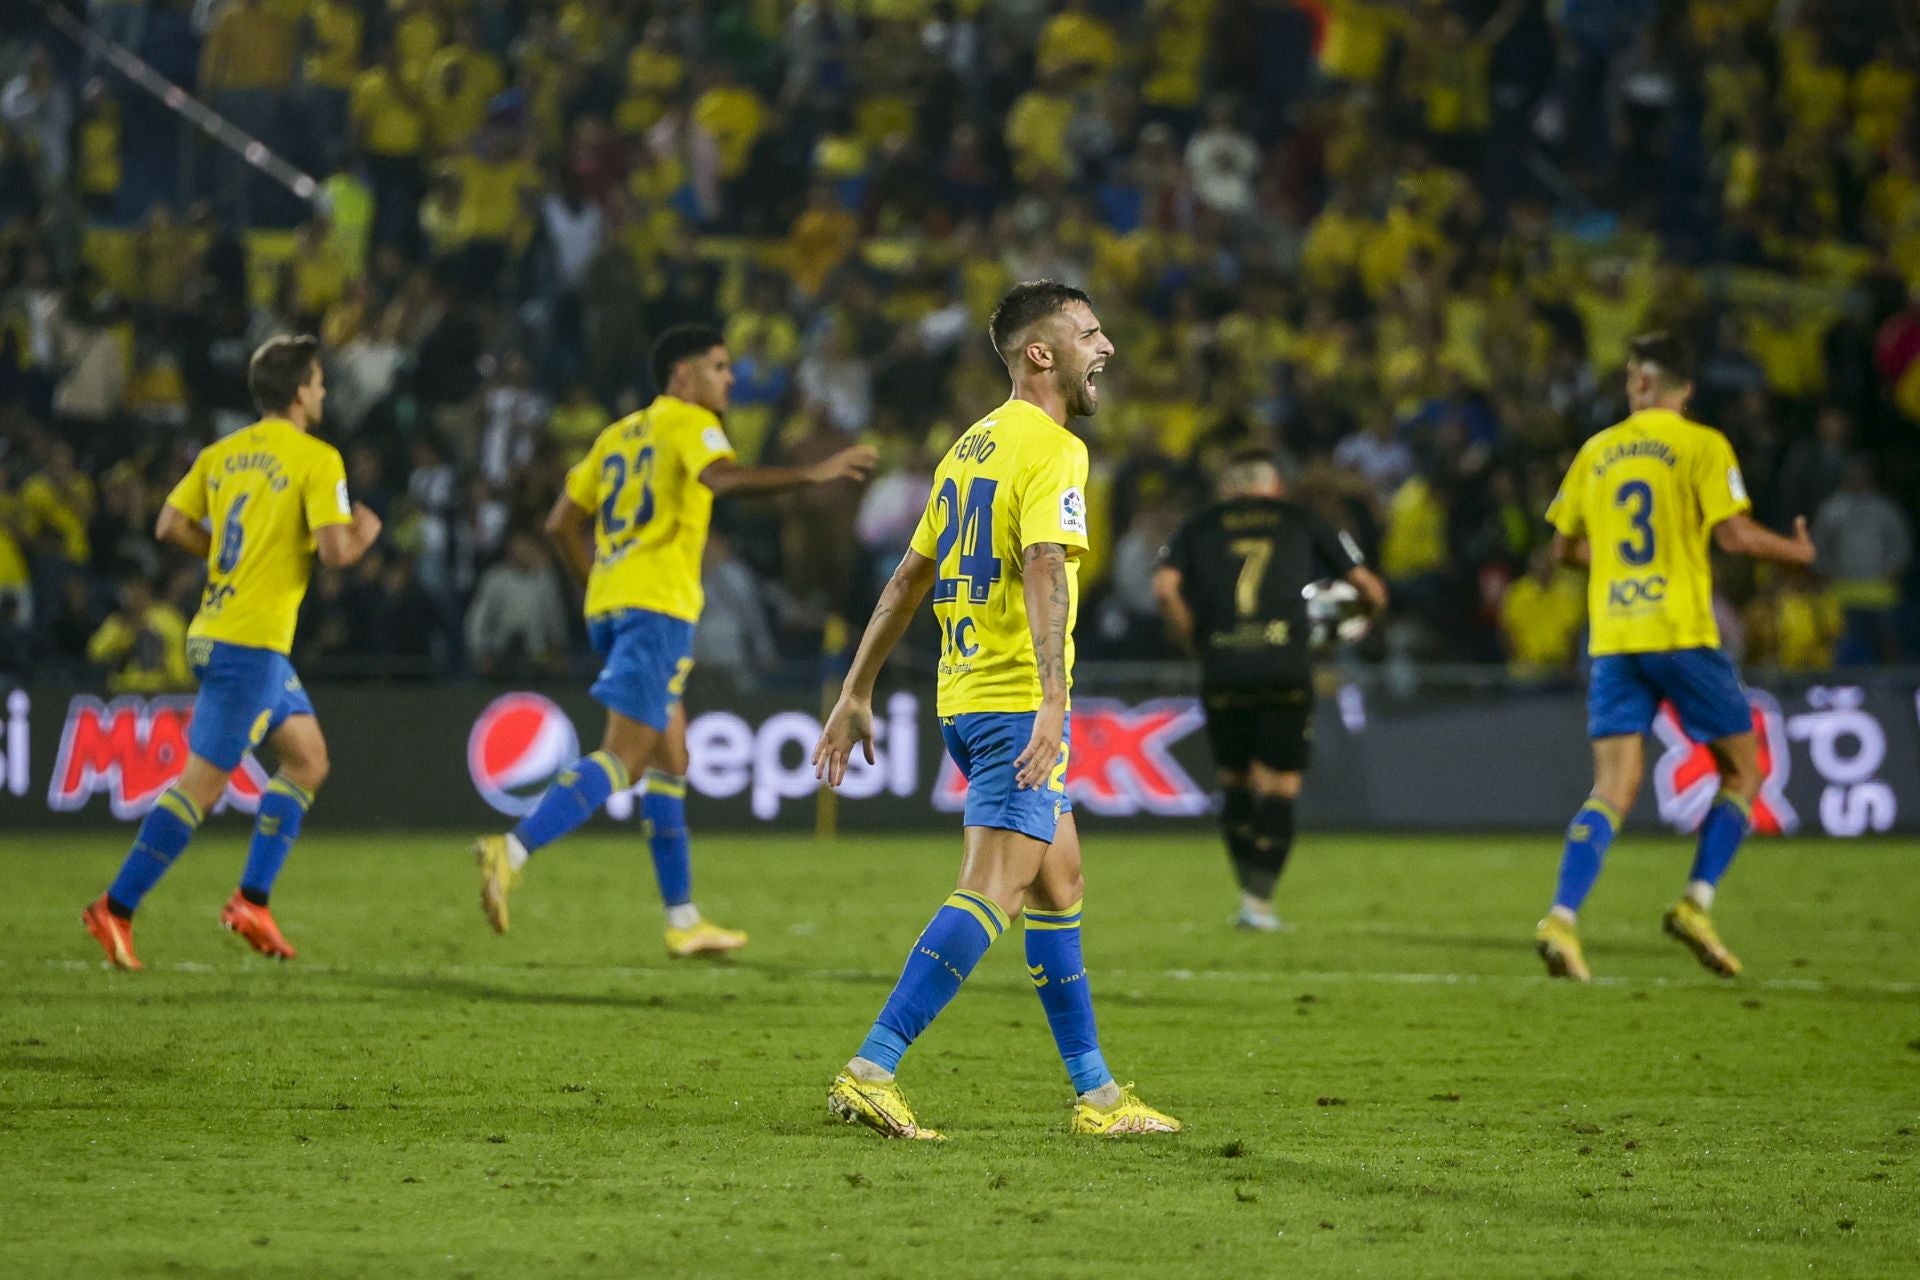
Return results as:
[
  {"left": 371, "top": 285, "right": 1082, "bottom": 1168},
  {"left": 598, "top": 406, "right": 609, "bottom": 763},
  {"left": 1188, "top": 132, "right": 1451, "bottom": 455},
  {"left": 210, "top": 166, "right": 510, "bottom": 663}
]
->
[
  {"left": 302, "top": 444, "right": 354, "bottom": 532},
  {"left": 164, "top": 451, "right": 209, "bottom": 524}
]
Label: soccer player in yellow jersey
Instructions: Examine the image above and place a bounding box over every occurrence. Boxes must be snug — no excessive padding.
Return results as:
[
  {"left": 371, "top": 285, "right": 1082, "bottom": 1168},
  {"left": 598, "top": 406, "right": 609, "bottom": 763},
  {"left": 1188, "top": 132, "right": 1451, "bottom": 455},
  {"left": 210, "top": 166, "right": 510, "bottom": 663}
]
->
[
  {"left": 83, "top": 336, "right": 383, "bottom": 970},
  {"left": 1536, "top": 333, "right": 1816, "bottom": 983},
  {"left": 473, "top": 325, "right": 874, "bottom": 956},
  {"left": 813, "top": 282, "right": 1180, "bottom": 1139}
]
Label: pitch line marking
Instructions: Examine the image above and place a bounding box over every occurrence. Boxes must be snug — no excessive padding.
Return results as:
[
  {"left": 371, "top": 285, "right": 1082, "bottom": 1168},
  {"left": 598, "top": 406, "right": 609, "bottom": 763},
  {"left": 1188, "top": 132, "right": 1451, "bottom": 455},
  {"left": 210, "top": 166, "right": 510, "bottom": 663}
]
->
[{"left": 16, "top": 957, "right": 1920, "bottom": 995}]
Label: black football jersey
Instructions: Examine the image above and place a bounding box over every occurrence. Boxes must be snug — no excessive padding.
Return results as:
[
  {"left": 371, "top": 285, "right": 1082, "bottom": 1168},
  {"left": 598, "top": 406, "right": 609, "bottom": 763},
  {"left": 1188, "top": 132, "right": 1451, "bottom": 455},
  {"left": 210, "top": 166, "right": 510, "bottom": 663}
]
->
[{"left": 1160, "top": 497, "right": 1364, "bottom": 690}]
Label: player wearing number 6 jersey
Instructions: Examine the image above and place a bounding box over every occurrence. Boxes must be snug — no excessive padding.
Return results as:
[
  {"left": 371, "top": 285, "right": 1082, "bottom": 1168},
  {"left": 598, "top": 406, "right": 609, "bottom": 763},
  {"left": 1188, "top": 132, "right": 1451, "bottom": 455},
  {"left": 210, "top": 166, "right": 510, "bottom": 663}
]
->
[
  {"left": 1535, "top": 333, "right": 1816, "bottom": 983},
  {"left": 814, "top": 281, "right": 1179, "bottom": 1139},
  {"left": 472, "top": 325, "right": 874, "bottom": 956},
  {"left": 83, "top": 335, "right": 383, "bottom": 970}
]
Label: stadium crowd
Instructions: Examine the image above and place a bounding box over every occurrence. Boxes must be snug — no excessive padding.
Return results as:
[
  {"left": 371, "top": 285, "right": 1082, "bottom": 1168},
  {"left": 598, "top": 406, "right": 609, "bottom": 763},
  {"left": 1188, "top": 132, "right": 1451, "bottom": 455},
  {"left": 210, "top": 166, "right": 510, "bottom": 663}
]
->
[{"left": 0, "top": 0, "right": 1916, "bottom": 692}]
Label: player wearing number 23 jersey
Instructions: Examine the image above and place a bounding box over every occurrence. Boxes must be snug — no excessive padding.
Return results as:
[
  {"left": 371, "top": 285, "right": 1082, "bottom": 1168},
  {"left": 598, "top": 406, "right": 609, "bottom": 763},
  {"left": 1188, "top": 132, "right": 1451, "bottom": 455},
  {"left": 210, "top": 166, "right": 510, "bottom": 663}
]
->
[{"left": 563, "top": 393, "right": 736, "bottom": 732}]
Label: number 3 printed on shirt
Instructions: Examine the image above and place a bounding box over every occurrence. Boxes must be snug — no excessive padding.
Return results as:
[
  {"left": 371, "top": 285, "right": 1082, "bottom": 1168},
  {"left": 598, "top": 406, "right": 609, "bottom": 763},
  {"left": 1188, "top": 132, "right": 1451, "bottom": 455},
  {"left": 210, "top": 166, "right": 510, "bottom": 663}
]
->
[{"left": 1614, "top": 480, "right": 1655, "bottom": 566}]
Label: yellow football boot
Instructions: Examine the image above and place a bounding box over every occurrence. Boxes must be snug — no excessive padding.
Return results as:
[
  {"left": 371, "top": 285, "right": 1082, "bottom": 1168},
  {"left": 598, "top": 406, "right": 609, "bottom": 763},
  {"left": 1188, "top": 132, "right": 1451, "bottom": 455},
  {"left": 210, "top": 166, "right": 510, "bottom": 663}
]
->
[
  {"left": 1071, "top": 1084, "right": 1181, "bottom": 1136},
  {"left": 1535, "top": 914, "right": 1591, "bottom": 982},
  {"left": 1663, "top": 897, "right": 1742, "bottom": 978},
  {"left": 473, "top": 835, "right": 519, "bottom": 934},
  {"left": 666, "top": 920, "right": 748, "bottom": 959},
  {"left": 828, "top": 1072, "right": 944, "bottom": 1140}
]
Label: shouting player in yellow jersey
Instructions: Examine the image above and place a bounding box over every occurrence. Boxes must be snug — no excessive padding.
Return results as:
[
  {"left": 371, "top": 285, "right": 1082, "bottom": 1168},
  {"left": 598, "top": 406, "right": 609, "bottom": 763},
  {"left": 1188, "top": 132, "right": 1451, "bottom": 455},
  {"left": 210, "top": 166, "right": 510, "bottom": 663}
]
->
[
  {"left": 83, "top": 336, "right": 383, "bottom": 970},
  {"left": 1536, "top": 333, "right": 1816, "bottom": 983},
  {"left": 814, "top": 282, "right": 1180, "bottom": 1139},
  {"left": 473, "top": 325, "right": 874, "bottom": 956}
]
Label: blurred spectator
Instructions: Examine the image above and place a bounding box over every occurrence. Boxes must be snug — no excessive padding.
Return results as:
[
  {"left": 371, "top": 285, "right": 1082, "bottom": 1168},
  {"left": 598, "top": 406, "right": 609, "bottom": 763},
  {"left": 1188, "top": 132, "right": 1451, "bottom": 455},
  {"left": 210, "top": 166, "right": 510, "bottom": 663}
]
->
[
  {"left": 465, "top": 531, "right": 566, "bottom": 675},
  {"left": 1813, "top": 458, "right": 1913, "bottom": 664},
  {"left": 1499, "top": 546, "right": 1585, "bottom": 680},
  {"left": 86, "top": 578, "right": 190, "bottom": 693},
  {"left": 1745, "top": 571, "right": 1843, "bottom": 673}
]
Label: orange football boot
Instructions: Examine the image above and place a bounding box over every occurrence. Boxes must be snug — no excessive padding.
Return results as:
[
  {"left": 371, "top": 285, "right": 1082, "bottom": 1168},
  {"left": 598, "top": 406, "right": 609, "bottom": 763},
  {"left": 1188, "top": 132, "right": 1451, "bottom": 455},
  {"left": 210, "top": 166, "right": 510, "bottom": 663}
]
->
[
  {"left": 220, "top": 891, "right": 298, "bottom": 960},
  {"left": 82, "top": 896, "right": 143, "bottom": 971}
]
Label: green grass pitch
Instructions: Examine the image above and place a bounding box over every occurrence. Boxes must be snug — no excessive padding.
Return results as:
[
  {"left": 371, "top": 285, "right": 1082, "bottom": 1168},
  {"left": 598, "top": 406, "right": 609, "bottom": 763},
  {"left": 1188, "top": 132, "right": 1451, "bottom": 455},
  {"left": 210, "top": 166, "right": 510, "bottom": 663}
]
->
[{"left": 2, "top": 829, "right": 1916, "bottom": 1278}]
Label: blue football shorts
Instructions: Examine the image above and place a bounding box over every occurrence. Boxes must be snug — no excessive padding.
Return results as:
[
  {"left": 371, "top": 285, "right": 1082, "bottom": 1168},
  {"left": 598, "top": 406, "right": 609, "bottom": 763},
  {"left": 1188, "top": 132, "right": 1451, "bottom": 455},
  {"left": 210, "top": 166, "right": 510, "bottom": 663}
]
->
[
  {"left": 1587, "top": 647, "right": 1752, "bottom": 743},
  {"left": 188, "top": 639, "right": 315, "bottom": 771},
  {"left": 939, "top": 710, "right": 1072, "bottom": 845},
  {"left": 587, "top": 608, "right": 696, "bottom": 733}
]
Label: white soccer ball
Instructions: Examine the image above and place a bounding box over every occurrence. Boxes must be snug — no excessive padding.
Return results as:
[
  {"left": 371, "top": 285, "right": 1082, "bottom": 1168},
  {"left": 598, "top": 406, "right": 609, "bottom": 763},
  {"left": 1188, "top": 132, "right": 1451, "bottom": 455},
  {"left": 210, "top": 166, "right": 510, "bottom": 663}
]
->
[{"left": 1303, "top": 579, "right": 1368, "bottom": 648}]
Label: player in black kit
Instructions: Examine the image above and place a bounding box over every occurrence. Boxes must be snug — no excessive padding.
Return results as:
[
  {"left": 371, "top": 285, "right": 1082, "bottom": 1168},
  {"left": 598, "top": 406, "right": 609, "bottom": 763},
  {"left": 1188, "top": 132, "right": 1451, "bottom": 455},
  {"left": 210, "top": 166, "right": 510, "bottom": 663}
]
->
[{"left": 1153, "top": 450, "right": 1387, "bottom": 930}]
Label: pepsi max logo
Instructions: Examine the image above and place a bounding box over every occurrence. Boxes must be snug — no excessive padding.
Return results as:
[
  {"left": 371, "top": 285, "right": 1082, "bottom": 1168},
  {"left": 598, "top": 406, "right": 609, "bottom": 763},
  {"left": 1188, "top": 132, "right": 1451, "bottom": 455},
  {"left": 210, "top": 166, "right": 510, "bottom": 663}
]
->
[{"left": 467, "top": 693, "right": 581, "bottom": 816}]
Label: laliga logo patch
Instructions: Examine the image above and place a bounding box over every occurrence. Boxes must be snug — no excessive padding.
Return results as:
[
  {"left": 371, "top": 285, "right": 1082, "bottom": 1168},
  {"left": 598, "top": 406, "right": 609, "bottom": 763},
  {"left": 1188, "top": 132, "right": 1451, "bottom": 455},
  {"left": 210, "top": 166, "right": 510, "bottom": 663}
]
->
[
  {"left": 468, "top": 693, "right": 581, "bottom": 817},
  {"left": 1059, "top": 487, "right": 1087, "bottom": 537}
]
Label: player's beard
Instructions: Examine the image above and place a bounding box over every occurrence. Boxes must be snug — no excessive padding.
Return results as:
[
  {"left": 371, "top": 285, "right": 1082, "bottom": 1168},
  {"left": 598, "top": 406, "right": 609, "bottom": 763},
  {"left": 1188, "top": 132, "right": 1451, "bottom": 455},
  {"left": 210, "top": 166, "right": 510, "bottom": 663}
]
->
[{"left": 1060, "top": 360, "right": 1100, "bottom": 418}]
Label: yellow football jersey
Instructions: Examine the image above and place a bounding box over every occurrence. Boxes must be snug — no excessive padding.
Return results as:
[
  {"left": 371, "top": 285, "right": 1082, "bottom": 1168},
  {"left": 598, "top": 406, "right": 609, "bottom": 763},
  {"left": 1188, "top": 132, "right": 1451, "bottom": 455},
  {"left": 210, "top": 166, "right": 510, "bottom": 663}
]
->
[
  {"left": 564, "top": 395, "right": 736, "bottom": 623},
  {"left": 1547, "top": 408, "right": 1751, "bottom": 656},
  {"left": 909, "top": 399, "right": 1090, "bottom": 715},
  {"left": 165, "top": 418, "right": 353, "bottom": 655}
]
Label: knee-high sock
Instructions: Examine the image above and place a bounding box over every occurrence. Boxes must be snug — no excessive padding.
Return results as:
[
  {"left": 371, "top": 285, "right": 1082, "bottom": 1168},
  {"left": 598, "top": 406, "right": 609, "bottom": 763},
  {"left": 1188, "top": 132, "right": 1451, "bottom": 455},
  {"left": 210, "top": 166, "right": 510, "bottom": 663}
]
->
[
  {"left": 240, "top": 774, "right": 313, "bottom": 905},
  {"left": 1221, "top": 786, "right": 1259, "bottom": 894},
  {"left": 1246, "top": 794, "right": 1297, "bottom": 899},
  {"left": 642, "top": 771, "right": 692, "bottom": 908},
  {"left": 106, "top": 786, "right": 205, "bottom": 916},
  {"left": 1553, "top": 797, "right": 1621, "bottom": 914},
  {"left": 1688, "top": 790, "right": 1751, "bottom": 906},
  {"left": 511, "top": 750, "right": 629, "bottom": 855},
  {"left": 1025, "top": 901, "right": 1110, "bottom": 1094},
  {"left": 857, "top": 891, "right": 1007, "bottom": 1073}
]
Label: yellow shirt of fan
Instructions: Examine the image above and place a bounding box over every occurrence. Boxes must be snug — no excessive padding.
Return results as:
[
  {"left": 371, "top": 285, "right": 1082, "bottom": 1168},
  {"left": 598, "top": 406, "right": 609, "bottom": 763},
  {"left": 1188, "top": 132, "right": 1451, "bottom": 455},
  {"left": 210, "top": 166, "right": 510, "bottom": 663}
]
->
[
  {"left": 166, "top": 419, "right": 352, "bottom": 654},
  {"left": 564, "top": 396, "right": 737, "bottom": 624},
  {"left": 1548, "top": 409, "right": 1751, "bottom": 657},
  {"left": 910, "top": 399, "right": 1089, "bottom": 716}
]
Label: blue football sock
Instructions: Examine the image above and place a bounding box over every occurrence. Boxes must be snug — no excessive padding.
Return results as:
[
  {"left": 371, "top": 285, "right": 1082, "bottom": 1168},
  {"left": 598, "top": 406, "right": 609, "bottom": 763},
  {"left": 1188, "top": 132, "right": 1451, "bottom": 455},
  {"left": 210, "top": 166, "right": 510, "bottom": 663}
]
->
[
  {"left": 642, "top": 771, "right": 692, "bottom": 908},
  {"left": 107, "top": 786, "right": 205, "bottom": 915},
  {"left": 1025, "top": 900, "right": 1111, "bottom": 1095},
  {"left": 240, "top": 774, "right": 313, "bottom": 905},
  {"left": 511, "top": 750, "right": 629, "bottom": 855},
  {"left": 1689, "top": 790, "right": 1751, "bottom": 891},
  {"left": 857, "top": 891, "right": 1008, "bottom": 1074},
  {"left": 1552, "top": 797, "right": 1620, "bottom": 915}
]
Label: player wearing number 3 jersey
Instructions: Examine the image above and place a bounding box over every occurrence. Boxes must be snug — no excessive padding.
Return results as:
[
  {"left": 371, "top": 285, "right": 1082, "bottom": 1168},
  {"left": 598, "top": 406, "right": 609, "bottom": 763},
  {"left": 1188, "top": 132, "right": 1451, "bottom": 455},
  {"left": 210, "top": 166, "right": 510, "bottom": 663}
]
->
[
  {"left": 83, "top": 335, "right": 384, "bottom": 970},
  {"left": 472, "top": 325, "right": 874, "bottom": 956},
  {"left": 814, "top": 282, "right": 1179, "bottom": 1139},
  {"left": 1534, "top": 333, "right": 1816, "bottom": 983}
]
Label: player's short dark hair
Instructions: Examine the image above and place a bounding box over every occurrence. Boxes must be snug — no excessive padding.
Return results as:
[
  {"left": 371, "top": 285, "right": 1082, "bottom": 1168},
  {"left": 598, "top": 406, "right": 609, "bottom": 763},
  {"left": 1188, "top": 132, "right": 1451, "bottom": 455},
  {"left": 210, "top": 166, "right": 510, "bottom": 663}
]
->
[
  {"left": 651, "top": 324, "right": 726, "bottom": 394},
  {"left": 1626, "top": 332, "right": 1694, "bottom": 387},
  {"left": 988, "top": 280, "right": 1092, "bottom": 364},
  {"left": 248, "top": 334, "right": 321, "bottom": 415}
]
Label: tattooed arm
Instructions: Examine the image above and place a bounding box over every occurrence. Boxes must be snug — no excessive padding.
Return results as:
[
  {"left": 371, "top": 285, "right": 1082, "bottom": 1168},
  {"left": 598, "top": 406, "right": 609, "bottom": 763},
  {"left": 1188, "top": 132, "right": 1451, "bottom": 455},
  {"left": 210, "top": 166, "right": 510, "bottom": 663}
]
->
[
  {"left": 1013, "top": 541, "right": 1071, "bottom": 790},
  {"left": 813, "top": 549, "right": 937, "bottom": 786}
]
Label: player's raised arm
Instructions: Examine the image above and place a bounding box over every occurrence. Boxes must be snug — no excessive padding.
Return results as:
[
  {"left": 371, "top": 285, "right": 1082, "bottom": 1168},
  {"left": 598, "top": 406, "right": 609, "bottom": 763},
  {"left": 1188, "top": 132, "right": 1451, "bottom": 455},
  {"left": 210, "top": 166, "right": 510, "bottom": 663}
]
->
[
  {"left": 814, "top": 548, "right": 938, "bottom": 786},
  {"left": 544, "top": 491, "right": 594, "bottom": 586},
  {"left": 1013, "top": 541, "right": 1070, "bottom": 790},
  {"left": 700, "top": 446, "right": 877, "bottom": 498},
  {"left": 155, "top": 502, "right": 213, "bottom": 560},
  {"left": 1711, "top": 513, "right": 1816, "bottom": 566}
]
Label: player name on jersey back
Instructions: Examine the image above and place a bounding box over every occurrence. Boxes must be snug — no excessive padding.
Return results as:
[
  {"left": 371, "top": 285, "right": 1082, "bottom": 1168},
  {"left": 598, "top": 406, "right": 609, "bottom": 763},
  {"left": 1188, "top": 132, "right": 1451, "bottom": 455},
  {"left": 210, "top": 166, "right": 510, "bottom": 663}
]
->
[
  {"left": 909, "top": 399, "right": 1090, "bottom": 716},
  {"left": 1162, "top": 497, "right": 1363, "bottom": 691},
  {"left": 1547, "top": 408, "right": 1751, "bottom": 656},
  {"left": 165, "top": 418, "right": 352, "bottom": 655}
]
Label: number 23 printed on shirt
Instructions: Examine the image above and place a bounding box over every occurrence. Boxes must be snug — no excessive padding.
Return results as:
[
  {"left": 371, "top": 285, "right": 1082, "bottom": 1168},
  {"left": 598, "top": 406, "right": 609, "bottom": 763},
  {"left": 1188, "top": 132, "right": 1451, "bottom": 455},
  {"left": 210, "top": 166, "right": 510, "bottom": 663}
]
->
[
  {"left": 932, "top": 476, "right": 1004, "bottom": 604},
  {"left": 600, "top": 445, "right": 656, "bottom": 542}
]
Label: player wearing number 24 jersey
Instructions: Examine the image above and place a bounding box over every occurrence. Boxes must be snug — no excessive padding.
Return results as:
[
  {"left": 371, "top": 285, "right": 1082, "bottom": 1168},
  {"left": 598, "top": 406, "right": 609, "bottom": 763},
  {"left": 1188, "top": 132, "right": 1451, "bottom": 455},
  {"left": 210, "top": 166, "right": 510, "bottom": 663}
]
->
[
  {"left": 472, "top": 325, "right": 874, "bottom": 957},
  {"left": 84, "top": 336, "right": 383, "bottom": 970},
  {"left": 1534, "top": 333, "right": 1816, "bottom": 984},
  {"left": 815, "top": 281, "right": 1179, "bottom": 1140}
]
